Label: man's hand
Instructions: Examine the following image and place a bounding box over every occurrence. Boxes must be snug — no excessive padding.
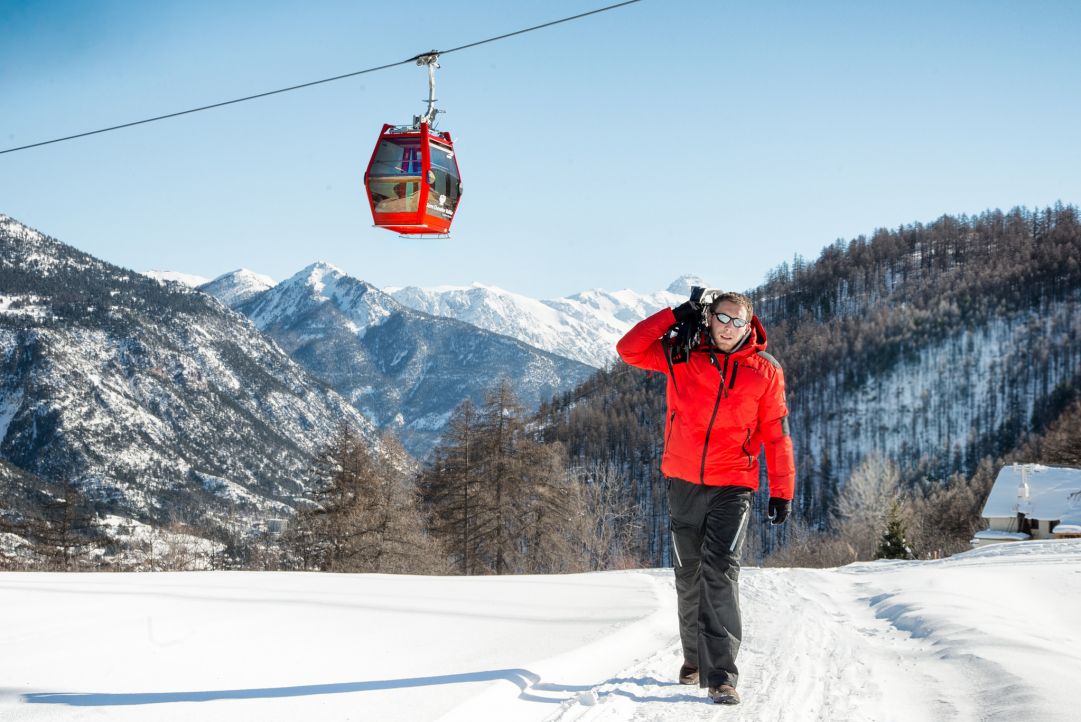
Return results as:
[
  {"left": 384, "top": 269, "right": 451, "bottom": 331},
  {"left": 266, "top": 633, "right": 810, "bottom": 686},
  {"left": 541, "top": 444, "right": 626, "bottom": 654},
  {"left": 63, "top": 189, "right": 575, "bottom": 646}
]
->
[
  {"left": 767, "top": 497, "right": 791, "bottom": 525},
  {"left": 672, "top": 286, "right": 706, "bottom": 324},
  {"left": 672, "top": 300, "right": 701, "bottom": 324}
]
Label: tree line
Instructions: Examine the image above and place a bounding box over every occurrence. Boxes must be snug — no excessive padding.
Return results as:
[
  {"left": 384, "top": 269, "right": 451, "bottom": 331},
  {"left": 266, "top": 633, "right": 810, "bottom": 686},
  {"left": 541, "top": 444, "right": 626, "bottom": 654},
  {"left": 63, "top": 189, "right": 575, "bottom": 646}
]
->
[
  {"left": 281, "top": 379, "right": 641, "bottom": 575},
  {"left": 1, "top": 380, "right": 643, "bottom": 574}
]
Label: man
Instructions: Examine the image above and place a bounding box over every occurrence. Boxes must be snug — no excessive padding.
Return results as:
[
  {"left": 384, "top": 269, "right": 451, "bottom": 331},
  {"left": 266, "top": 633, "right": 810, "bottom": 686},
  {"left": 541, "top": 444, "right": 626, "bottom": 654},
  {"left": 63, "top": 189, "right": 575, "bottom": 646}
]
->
[{"left": 616, "top": 288, "right": 795, "bottom": 705}]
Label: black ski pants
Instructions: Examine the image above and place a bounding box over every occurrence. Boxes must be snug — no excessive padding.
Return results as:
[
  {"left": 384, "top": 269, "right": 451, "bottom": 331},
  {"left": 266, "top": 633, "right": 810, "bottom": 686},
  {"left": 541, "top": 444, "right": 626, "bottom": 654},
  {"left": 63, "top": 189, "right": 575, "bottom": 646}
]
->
[{"left": 668, "top": 477, "right": 752, "bottom": 689}]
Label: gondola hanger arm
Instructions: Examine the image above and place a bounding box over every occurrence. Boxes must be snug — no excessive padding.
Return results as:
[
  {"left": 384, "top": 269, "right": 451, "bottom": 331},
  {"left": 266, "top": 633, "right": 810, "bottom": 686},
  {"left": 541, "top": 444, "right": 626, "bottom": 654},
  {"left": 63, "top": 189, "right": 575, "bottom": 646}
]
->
[{"left": 412, "top": 52, "right": 441, "bottom": 129}]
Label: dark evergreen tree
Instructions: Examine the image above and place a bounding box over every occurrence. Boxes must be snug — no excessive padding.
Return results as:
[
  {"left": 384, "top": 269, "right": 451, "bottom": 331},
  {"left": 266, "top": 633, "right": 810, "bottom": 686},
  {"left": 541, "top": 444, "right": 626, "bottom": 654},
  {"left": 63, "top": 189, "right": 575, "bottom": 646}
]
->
[
  {"left": 875, "top": 499, "right": 913, "bottom": 560},
  {"left": 420, "top": 380, "right": 580, "bottom": 574}
]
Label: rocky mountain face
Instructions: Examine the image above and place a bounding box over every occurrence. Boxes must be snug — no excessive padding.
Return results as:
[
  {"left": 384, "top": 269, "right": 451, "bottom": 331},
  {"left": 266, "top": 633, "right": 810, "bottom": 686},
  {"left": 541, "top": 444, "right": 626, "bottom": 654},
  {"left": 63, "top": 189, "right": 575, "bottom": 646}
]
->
[
  {"left": 386, "top": 274, "right": 707, "bottom": 368},
  {"left": 0, "top": 215, "right": 385, "bottom": 541},
  {"left": 222, "top": 263, "right": 595, "bottom": 456}
]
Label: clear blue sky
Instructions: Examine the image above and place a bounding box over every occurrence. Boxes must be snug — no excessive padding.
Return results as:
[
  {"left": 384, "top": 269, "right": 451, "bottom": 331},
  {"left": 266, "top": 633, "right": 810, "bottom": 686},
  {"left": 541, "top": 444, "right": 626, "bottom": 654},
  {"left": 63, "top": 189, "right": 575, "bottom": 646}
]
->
[{"left": 3, "top": 0, "right": 1079, "bottom": 298}]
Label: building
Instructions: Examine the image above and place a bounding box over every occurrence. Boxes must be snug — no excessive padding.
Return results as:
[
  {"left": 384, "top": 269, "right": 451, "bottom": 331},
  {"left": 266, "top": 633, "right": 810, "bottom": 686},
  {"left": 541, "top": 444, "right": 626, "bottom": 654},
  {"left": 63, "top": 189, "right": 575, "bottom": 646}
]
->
[{"left": 971, "top": 463, "right": 1081, "bottom": 548}]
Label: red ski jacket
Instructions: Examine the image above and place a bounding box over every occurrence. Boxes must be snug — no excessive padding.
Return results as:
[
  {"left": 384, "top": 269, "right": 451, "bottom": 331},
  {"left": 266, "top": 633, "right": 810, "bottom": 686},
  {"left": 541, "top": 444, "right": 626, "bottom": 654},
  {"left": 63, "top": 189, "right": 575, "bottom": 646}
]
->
[{"left": 616, "top": 308, "right": 795, "bottom": 499}]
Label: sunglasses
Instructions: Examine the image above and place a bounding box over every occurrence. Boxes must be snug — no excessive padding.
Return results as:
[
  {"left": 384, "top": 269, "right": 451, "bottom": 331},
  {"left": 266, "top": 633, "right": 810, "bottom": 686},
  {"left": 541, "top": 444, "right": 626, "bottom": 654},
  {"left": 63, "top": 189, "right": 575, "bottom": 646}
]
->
[{"left": 712, "top": 312, "right": 749, "bottom": 328}]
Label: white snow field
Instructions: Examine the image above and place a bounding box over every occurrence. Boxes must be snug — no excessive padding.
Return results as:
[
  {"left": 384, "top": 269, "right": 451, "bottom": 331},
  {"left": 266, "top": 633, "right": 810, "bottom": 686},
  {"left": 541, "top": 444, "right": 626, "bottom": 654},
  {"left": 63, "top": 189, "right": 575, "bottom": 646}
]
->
[{"left": 1, "top": 539, "right": 1079, "bottom": 722}]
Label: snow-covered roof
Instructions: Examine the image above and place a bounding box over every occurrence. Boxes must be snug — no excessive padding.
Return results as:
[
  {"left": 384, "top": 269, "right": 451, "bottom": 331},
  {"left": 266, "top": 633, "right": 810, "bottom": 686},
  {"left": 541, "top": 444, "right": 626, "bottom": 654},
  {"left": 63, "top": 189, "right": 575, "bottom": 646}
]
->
[
  {"left": 1054, "top": 524, "right": 1081, "bottom": 535},
  {"left": 973, "top": 529, "right": 1030, "bottom": 541},
  {"left": 982, "top": 464, "right": 1081, "bottom": 520}
]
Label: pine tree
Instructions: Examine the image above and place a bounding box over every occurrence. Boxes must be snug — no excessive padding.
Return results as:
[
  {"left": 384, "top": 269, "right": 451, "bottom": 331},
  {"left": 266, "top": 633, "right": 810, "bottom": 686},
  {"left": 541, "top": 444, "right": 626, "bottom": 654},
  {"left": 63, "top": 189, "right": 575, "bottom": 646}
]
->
[
  {"left": 420, "top": 380, "right": 582, "bottom": 574},
  {"left": 875, "top": 498, "right": 913, "bottom": 560},
  {"left": 287, "top": 427, "right": 439, "bottom": 573},
  {"left": 22, "top": 477, "right": 108, "bottom": 570},
  {"left": 419, "top": 399, "right": 485, "bottom": 574}
]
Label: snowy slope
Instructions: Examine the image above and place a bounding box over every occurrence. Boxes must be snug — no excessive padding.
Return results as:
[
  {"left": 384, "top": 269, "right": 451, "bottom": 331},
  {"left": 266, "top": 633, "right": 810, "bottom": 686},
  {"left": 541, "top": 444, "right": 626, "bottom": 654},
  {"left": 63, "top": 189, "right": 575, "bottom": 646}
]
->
[
  {"left": 141, "top": 270, "right": 211, "bottom": 288},
  {"left": 387, "top": 275, "right": 705, "bottom": 368},
  {"left": 196, "top": 269, "right": 277, "bottom": 308},
  {"left": 791, "top": 293, "right": 1081, "bottom": 496},
  {"left": 2, "top": 539, "right": 1077, "bottom": 721},
  {"left": 387, "top": 282, "right": 609, "bottom": 366}
]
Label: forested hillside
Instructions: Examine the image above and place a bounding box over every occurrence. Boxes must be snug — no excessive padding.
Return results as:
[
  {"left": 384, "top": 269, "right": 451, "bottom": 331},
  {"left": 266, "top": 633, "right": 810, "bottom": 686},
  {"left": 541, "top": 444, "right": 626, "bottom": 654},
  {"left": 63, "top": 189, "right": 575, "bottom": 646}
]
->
[
  {"left": 538, "top": 204, "right": 1081, "bottom": 565},
  {"left": 0, "top": 215, "right": 389, "bottom": 568}
]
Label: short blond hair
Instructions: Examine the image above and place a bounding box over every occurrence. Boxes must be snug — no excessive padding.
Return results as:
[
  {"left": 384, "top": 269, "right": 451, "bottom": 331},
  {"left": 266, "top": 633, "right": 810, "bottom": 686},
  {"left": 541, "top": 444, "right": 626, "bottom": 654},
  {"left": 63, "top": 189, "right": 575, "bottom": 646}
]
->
[{"left": 709, "top": 291, "right": 753, "bottom": 319}]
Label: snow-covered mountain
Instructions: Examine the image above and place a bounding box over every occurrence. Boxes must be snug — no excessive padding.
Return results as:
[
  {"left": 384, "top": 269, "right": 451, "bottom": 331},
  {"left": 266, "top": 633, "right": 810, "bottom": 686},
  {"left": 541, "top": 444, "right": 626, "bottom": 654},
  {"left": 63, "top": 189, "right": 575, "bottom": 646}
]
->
[
  {"left": 0, "top": 214, "right": 386, "bottom": 540},
  {"left": 197, "top": 269, "right": 277, "bottom": 309},
  {"left": 387, "top": 275, "right": 707, "bottom": 368},
  {"left": 226, "top": 263, "right": 595, "bottom": 455}
]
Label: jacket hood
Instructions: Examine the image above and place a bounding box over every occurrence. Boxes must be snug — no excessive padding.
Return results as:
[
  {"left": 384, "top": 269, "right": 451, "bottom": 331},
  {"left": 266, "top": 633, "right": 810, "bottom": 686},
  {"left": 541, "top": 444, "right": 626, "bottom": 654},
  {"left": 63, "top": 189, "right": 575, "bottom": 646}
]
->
[{"left": 746, "top": 315, "right": 768, "bottom": 352}]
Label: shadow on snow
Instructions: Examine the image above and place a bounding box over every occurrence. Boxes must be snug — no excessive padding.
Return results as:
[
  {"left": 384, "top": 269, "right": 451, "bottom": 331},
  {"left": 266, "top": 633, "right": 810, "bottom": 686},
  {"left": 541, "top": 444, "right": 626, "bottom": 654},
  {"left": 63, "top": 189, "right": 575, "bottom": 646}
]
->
[
  {"left": 23, "top": 669, "right": 541, "bottom": 707},
  {"left": 23, "top": 671, "right": 701, "bottom": 708}
]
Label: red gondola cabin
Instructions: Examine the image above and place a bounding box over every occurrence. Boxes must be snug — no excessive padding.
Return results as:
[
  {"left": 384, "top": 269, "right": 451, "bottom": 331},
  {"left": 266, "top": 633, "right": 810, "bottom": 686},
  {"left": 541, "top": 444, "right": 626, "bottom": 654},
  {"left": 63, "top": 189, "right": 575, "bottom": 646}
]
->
[{"left": 363, "top": 122, "right": 462, "bottom": 236}]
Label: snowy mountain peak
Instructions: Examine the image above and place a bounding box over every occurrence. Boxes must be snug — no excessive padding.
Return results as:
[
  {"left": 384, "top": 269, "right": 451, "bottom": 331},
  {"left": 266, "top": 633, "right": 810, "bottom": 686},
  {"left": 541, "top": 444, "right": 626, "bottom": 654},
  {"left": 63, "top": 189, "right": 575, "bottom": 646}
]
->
[
  {"left": 291, "top": 261, "right": 341, "bottom": 295},
  {"left": 281, "top": 262, "right": 373, "bottom": 302},
  {"left": 302, "top": 260, "right": 345, "bottom": 279},
  {"left": 229, "top": 268, "right": 276, "bottom": 287},
  {"left": 239, "top": 262, "right": 397, "bottom": 337},
  {"left": 198, "top": 269, "right": 277, "bottom": 309},
  {"left": 666, "top": 274, "right": 711, "bottom": 296}
]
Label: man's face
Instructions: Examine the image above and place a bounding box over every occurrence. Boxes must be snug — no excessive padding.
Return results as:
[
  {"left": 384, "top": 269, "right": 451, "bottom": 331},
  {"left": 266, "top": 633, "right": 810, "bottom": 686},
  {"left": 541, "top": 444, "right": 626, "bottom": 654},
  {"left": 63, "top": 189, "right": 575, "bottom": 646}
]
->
[{"left": 709, "top": 300, "right": 750, "bottom": 353}]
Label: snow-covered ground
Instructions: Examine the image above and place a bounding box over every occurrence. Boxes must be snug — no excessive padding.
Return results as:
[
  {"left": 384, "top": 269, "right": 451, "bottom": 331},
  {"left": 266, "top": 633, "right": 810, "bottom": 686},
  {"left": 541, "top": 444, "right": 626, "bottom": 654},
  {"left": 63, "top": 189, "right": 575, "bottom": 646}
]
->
[{"left": 1, "top": 540, "right": 1078, "bottom": 721}]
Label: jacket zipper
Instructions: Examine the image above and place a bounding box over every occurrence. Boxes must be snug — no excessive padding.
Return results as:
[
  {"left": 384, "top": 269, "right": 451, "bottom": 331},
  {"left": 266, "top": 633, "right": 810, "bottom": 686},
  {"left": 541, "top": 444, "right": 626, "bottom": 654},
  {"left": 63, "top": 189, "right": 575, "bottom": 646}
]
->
[{"left": 699, "top": 354, "right": 729, "bottom": 483}]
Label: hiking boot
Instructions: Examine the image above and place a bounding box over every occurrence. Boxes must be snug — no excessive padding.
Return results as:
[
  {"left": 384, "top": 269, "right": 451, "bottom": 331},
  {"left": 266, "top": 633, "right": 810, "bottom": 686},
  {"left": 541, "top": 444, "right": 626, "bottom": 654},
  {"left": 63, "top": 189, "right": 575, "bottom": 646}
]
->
[
  {"left": 708, "top": 685, "right": 740, "bottom": 705},
  {"left": 678, "top": 663, "right": 699, "bottom": 685}
]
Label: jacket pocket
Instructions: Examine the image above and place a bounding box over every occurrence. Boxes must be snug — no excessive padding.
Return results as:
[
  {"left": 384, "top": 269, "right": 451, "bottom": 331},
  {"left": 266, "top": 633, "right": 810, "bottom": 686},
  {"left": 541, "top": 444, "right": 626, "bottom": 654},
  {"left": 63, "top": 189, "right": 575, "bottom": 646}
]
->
[
  {"left": 741, "top": 428, "right": 753, "bottom": 467},
  {"left": 664, "top": 411, "right": 676, "bottom": 453}
]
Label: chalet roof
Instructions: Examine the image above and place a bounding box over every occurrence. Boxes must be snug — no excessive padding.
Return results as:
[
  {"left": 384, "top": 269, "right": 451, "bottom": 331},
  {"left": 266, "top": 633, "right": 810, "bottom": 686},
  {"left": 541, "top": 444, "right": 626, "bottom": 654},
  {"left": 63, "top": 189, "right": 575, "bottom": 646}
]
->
[{"left": 981, "top": 464, "right": 1081, "bottom": 520}]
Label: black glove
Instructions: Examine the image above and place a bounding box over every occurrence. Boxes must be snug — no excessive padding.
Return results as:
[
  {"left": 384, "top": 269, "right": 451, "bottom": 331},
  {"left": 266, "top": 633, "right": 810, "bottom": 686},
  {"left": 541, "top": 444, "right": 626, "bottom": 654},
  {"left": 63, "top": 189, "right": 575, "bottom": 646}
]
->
[
  {"left": 672, "top": 287, "right": 707, "bottom": 324},
  {"left": 767, "top": 497, "right": 791, "bottom": 526},
  {"left": 672, "top": 300, "right": 701, "bottom": 324}
]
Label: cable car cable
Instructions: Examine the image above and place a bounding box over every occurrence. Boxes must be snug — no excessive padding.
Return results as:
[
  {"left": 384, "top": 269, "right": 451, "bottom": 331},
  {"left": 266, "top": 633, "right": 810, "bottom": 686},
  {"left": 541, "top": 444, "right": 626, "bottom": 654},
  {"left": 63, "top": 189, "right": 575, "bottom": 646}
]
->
[
  {"left": 0, "top": 59, "right": 414, "bottom": 156},
  {"left": 0, "top": 0, "right": 643, "bottom": 156},
  {"left": 432, "top": 0, "right": 641, "bottom": 57}
]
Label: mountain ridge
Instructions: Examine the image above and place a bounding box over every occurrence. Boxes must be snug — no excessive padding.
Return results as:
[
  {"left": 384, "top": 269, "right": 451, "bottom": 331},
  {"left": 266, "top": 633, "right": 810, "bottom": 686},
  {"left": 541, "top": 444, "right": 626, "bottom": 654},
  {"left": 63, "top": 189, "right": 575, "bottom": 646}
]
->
[
  {"left": 188, "top": 264, "right": 704, "bottom": 368},
  {"left": 219, "top": 261, "right": 595, "bottom": 455}
]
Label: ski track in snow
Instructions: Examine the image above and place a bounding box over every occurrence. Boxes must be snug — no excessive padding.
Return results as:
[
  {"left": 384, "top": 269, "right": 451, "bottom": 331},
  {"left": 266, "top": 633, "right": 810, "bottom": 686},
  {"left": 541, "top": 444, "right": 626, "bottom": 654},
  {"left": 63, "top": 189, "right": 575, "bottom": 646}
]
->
[
  {"left": 539, "top": 569, "right": 912, "bottom": 722},
  {"left": 540, "top": 563, "right": 1067, "bottom": 722}
]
